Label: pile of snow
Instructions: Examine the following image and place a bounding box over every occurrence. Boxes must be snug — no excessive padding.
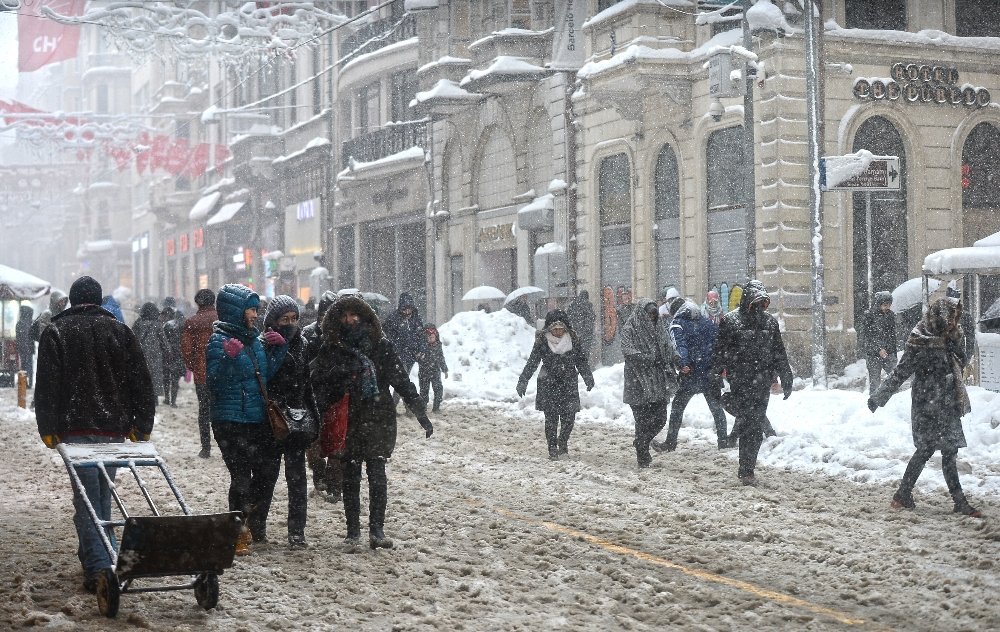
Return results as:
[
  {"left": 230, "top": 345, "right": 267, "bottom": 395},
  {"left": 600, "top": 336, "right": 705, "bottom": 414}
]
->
[{"left": 437, "top": 309, "right": 536, "bottom": 401}]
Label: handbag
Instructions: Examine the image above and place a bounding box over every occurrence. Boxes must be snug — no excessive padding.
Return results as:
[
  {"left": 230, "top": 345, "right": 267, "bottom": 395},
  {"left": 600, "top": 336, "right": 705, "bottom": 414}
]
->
[
  {"left": 320, "top": 394, "right": 349, "bottom": 457},
  {"left": 245, "top": 346, "right": 291, "bottom": 441},
  {"left": 282, "top": 405, "right": 319, "bottom": 450}
]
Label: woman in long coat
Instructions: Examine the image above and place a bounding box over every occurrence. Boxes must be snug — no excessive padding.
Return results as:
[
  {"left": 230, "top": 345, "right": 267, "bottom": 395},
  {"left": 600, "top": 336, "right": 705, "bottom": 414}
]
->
[
  {"left": 869, "top": 296, "right": 982, "bottom": 518},
  {"left": 516, "top": 310, "right": 595, "bottom": 459},
  {"left": 133, "top": 302, "right": 168, "bottom": 399},
  {"left": 310, "top": 294, "right": 433, "bottom": 550},
  {"left": 620, "top": 298, "right": 680, "bottom": 468}
]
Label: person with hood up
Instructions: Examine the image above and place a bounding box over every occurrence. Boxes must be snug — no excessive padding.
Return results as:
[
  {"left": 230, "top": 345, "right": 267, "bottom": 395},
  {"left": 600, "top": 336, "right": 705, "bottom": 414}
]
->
[
  {"left": 868, "top": 297, "right": 983, "bottom": 518},
  {"left": 133, "top": 302, "right": 169, "bottom": 402},
  {"left": 34, "top": 276, "right": 155, "bottom": 593},
  {"left": 712, "top": 280, "right": 793, "bottom": 486},
  {"left": 302, "top": 290, "right": 341, "bottom": 501},
  {"left": 382, "top": 292, "right": 426, "bottom": 407},
  {"left": 310, "top": 294, "right": 433, "bottom": 550},
  {"left": 181, "top": 289, "right": 218, "bottom": 458},
  {"left": 15, "top": 304, "right": 34, "bottom": 388},
  {"left": 654, "top": 297, "right": 732, "bottom": 452},
  {"left": 620, "top": 298, "right": 680, "bottom": 468},
  {"left": 206, "top": 284, "right": 288, "bottom": 554},
  {"left": 161, "top": 306, "right": 186, "bottom": 407},
  {"left": 516, "top": 310, "right": 595, "bottom": 459},
  {"left": 567, "top": 290, "right": 597, "bottom": 368},
  {"left": 859, "top": 291, "right": 897, "bottom": 392},
  {"left": 701, "top": 288, "right": 724, "bottom": 325},
  {"left": 101, "top": 295, "right": 125, "bottom": 323},
  {"left": 30, "top": 289, "right": 68, "bottom": 342},
  {"left": 262, "top": 295, "right": 321, "bottom": 548},
  {"left": 417, "top": 323, "right": 449, "bottom": 412}
]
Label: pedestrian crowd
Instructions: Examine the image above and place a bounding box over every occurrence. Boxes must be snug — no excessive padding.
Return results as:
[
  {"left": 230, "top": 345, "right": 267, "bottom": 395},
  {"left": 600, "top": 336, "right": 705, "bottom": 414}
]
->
[{"left": 24, "top": 274, "right": 985, "bottom": 595}]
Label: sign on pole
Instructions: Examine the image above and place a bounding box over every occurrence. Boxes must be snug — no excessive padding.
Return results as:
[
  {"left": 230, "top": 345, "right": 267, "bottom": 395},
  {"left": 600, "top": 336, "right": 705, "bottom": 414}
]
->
[{"left": 820, "top": 154, "right": 901, "bottom": 191}]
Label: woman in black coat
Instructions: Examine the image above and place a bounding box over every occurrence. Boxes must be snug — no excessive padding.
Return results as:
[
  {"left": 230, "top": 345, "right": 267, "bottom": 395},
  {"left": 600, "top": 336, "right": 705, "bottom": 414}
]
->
[
  {"left": 133, "top": 302, "right": 168, "bottom": 400},
  {"left": 263, "top": 295, "right": 320, "bottom": 549},
  {"left": 516, "top": 310, "right": 595, "bottom": 460},
  {"left": 869, "top": 297, "right": 982, "bottom": 518}
]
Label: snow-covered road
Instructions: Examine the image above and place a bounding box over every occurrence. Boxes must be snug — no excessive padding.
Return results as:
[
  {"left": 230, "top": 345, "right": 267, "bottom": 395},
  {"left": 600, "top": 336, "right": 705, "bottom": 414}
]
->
[{"left": 1, "top": 385, "right": 998, "bottom": 631}]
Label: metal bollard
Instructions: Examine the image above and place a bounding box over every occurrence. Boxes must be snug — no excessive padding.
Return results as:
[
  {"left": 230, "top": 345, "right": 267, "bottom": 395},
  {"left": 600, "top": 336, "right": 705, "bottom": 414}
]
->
[{"left": 17, "top": 371, "right": 27, "bottom": 409}]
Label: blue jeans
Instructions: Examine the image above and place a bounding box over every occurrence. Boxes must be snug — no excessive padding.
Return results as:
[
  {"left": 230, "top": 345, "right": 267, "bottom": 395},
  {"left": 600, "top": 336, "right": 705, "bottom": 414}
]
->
[{"left": 68, "top": 436, "right": 120, "bottom": 578}]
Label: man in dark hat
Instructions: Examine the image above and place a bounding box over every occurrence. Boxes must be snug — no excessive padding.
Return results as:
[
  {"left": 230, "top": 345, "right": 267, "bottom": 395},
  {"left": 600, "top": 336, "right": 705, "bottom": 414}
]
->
[{"left": 35, "top": 276, "right": 156, "bottom": 593}]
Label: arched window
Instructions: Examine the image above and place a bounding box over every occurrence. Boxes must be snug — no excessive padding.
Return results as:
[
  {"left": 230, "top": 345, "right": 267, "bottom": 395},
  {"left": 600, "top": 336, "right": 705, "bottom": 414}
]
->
[
  {"left": 654, "top": 144, "right": 681, "bottom": 294},
  {"left": 962, "top": 122, "right": 1000, "bottom": 311},
  {"left": 598, "top": 153, "right": 632, "bottom": 364},
  {"left": 476, "top": 128, "right": 517, "bottom": 210},
  {"left": 845, "top": 0, "right": 906, "bottom": 31},
  {"left": 706, "top": 126, "right": 748, "bottom": 291},
  {"left": 851, "top": 116, "right": 907, "bottom": 324}
]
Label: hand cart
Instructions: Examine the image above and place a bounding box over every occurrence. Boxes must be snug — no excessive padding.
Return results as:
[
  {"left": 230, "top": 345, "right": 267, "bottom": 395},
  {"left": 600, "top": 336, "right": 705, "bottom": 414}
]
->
[{"left": 57, "top": 442, "right": 243, "bottom": 618}]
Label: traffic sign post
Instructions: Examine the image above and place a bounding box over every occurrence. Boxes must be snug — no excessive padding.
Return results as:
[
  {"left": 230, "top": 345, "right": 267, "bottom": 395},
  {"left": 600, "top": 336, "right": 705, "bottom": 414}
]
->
[{"left": 819, "top": 155, "right": 901, "bottom": 191}]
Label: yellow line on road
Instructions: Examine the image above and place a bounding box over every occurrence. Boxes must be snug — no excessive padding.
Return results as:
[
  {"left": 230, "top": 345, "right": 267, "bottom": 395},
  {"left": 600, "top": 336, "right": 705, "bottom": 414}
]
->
[{"left": 493, "top": 506, "right": 869, "bottom": 627}]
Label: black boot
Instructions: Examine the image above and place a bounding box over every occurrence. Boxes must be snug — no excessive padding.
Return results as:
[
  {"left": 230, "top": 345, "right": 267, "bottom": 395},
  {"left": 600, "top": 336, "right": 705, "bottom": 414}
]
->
[
  {"left": 343, "top": 480, "right": 362, "bottom": 548},
  {"left": 544, "top": 414, "right": 559, "bottom": 460},
  {"left": 557, "top": 414, "right": 574, "bottom": 455},
  {"left": 952, "top": 492, "right": 984, "bottom": 518},
  {"left": 369, "top": 483, "right": 394, "bottom": 549}
]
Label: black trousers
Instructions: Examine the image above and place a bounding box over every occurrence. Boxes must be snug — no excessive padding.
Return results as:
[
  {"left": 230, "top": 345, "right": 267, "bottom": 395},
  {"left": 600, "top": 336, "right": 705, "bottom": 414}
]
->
[
  {"left": 18, "top": 351, "right": 33, "bottom": 388},
  {"left": 194, "top": 384, "right": 213, "bottom": 451},
  {"left": 213, "top": 421, "right": 283, "bottom": 540},
  {"left": 342, "top": 458, "right": 388, "bottom": 535},
  {"left": 630, "top": 400, "right": 669, "bottom": 466},
  {"left": 284, "top": 447, "right": 308, "bottom": 539},
  {"left": 419, "top": 371, "right": 443, "bottom": 409},
  {"left": 163, "top": 369, "right": 182, "bottom": 405},
  {"left": 731, "top": 394, "right": 769, "bottom": 479},
  {"left": 897, "top": 445, "right": 962, "bottom": 499},
  {"left": 543, "top": 411, "right": 576, "bottom": 452},
  {"left": 866, "top": 354, "right": 898, "bottom": 393},
  {"left": 664, "top": 383, "right": 728, "bottom": 446}
]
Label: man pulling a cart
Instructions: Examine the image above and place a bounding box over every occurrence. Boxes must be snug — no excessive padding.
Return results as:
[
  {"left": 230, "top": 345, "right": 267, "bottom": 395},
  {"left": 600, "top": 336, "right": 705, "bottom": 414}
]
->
[{"left": 34, "top": 276, "right": 156, "bottom": 593}]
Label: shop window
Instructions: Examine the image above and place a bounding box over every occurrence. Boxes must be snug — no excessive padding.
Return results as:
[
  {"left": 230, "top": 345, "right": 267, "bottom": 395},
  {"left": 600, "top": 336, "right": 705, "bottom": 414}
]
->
[
  {"left": 706, "top": 126, "right": 746, "bottom": 210},
  {"left": 706, "top": 126, "right": 749, "bottom": 290},
  {"left": 654, "top": 144, "right": 681, "bottom": 293},
  {"left": 962, "top": 122, "right": 1000, "bottom": 209},
  {"left": 845, "top": 0, "right": 906, "bottom": 31},
  {"left": 956, "top": 0, "right": 1000, "bottom": 37},
  {"left": 389, "top": 70, "right": 418, "bottom": 123},
  {"left": 599, "top": 153, "right": 631, "bottom": 226},
  {"left": 476, "top": 128, "right": 517, "bottom": 209}
]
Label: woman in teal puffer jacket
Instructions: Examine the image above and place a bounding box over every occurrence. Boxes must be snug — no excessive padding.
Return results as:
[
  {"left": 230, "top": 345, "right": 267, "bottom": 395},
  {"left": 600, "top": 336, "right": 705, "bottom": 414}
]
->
[{"left": 206, "top": 284, "right": 287, "bottom": 552}]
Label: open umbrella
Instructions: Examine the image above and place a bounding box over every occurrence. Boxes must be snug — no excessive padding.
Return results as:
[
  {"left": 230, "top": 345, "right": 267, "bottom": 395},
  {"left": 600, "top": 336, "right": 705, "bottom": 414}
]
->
[
  {"left": 890, "top": 277, "right": 940, "bottom": 312},
  {"left": 361, "top": 292, "right": 390, "bottom": 304},
  {"left": 462, "top": 286, "right": 506, "bottom": 301},
  {"left": 503, "top": 286, "right": 544, "bottom": 305}
]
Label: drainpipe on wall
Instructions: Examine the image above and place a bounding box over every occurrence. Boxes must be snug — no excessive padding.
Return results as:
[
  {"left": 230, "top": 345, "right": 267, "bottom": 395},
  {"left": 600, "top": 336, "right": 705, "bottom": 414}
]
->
[{"left": 565, "top": 71, "right": 579, "bottom": 296}]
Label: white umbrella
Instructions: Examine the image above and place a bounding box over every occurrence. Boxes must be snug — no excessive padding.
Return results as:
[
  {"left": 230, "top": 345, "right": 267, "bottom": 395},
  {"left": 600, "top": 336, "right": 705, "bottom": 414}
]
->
[
  {"left": 462, "top": 286, "right": 506, "bottom": 301},
  {"left": 503, "top": 286, "right": 545, "bottom": 305},
  {"left": 337, "top": 287, "right": 360, "bottom": 296},
  {"left": 362, "top": 292, "right": 390, "bottom": 304},
  {"left": 890, "top": 277, "right": 940, "bottom": 312}
]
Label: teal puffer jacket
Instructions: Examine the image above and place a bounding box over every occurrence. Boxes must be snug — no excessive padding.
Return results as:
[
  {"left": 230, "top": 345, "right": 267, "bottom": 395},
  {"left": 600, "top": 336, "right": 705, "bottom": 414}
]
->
[{"left": 206, "top": 284, "right": 286, "bottom": 424}]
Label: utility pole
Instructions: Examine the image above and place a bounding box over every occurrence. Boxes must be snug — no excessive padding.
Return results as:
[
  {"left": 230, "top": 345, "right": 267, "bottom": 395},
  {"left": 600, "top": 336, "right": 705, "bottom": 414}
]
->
[
  {"left": 804, "top": 0, "right": 827, "bottom": 386},
  {"left": 742, "top": 0, "right": 756, "bottom": 282}
]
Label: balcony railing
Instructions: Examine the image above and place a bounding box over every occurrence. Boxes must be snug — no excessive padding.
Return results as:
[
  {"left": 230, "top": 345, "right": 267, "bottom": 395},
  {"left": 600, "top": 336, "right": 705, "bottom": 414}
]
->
[
  {"left": 342, "top": 119, "right": 427, "bottom": 167},
  {"left": 339, "top": 12, "right": 416, "bottom": 62}
]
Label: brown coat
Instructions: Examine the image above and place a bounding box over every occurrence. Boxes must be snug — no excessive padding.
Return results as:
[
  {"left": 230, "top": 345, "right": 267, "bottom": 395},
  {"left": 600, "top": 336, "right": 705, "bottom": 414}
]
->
[{"left": 180, "top": 306, "right": 218, "bottom": 384}]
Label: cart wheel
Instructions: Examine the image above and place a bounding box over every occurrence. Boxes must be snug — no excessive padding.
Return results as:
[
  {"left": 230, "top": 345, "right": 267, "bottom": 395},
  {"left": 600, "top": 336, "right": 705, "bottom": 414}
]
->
[
  {"left": 194, "top": 573, "right": 219, "bottom": 610},
  {"left": 96, "top": 568, "right": 120, "bottom": 618}
]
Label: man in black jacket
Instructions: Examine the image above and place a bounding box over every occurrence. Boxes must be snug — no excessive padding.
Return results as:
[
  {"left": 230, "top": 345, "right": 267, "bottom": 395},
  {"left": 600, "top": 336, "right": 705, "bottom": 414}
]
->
[
  {"left": 35, "top": 276, "right": 156, "bottom": 593},
  {"left": 860, "top": 291, "right": 898, "bottom": 392},
  {"left": 381, "top": 292, "right": 425, "bottom": 408},
  {"left": 712, "top": 280, "right": 793, "bottom": 486}
]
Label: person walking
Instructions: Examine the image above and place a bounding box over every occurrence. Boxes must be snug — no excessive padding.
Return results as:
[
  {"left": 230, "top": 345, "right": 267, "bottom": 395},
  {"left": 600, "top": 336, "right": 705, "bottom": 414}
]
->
[
  {"left": 516, "top": 310, "right": 595, "bottom": 459},
  {"left": 417, "top": 323, "right": 449, "bottom": 412},
  {"left": 206, "top": 284, "right": 288, "bottom": 554},
  {"left": 30, "top": 289, "right": 68, "bottom": 343},
  {"left": 654, "top": 297, "right": 733, "bottom": 452},
  {"left": 34, "top": 276, "right": 156, "bottom": 593},
  {"left": 161, "top": 306, "right": 185, "bottom": 407},
  {"left": 262, "top": 295, "right": 320, "bottom": 549},
  {"left": 566, "top": 290, "right": 597, "bottom": 369},
  {"left": 620, "top": 298, "right": 680, "bottom": 468},
  {"left": 15, "top": 304, "right": 34, "bottom": 388},
  {"left": 505, "top": 295, "right": 534, "bottom": 325},
  {"left": 101, "top": 295, "right": 125, "bottom": 323},
  {"left": 712, "top": 280, "right": 793, "bottom": 486},
  {"left": 310, "top": 294, "right": 433, "bottom": 550},
  {"left": 701, "top": 288, "right": 724, "bottom": 325},
  {"left": 382, "top": 292, "right": 425, "bottom": 408},
  {"left": 133, "top": 302, "right": 169, "bottom": 404},
  {"left": 868, "top": 296, "right": 983, "bottom": 518},
  {"left": 859, "top": 291, "right": 898, "bottom": 392},
  {"left": 302, "top": 290, "right": 341, "bottom": 501},
  {"left": 181, "top": 289, "right": 218, "bottom": 458}
]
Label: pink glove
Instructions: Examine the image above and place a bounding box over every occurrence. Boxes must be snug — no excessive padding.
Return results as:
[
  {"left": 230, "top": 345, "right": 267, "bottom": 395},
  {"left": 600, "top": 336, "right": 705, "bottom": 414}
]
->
[
  {"left": 263, "top": 330, "right": 286, "bottom": 346},
  {"left": 223, "top": 338, "right": 244, "bottom": 358}
]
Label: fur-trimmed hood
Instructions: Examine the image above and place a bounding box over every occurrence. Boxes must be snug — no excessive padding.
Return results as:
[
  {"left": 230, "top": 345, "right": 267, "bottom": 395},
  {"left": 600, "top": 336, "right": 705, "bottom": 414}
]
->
[{"left": 320, "top": 294, "right": 384, "bottom": 346}]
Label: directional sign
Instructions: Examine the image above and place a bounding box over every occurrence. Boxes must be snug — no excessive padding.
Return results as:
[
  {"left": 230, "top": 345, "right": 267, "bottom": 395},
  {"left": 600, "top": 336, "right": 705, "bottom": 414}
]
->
[{"left": 820, "top": 156, "right": 901, "bottom": 191}]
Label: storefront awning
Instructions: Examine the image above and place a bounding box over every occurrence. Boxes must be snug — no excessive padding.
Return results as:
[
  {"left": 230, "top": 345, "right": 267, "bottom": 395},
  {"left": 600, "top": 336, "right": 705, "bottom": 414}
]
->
[
  {"left": 189, "top": 191, "right": 221, "bottom": 221},
  {"left": 207, "top": 201, "right": 246, "bottom": 226}
]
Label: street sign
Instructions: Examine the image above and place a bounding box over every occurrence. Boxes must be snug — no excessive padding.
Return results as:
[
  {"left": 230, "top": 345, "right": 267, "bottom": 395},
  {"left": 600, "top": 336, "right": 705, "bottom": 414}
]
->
[{"left": 820, "top": 155, "right": 901, "bottom": 191}]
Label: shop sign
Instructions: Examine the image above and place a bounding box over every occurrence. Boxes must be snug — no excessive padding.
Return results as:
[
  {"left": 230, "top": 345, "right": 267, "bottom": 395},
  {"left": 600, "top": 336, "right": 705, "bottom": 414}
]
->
[
  {"left": 165, "top": 238, "right": 175, "bottom": 257},
  {"left": 478, "top": 223, "right": 514, "bottom": 244},
  {"left": 853, "top": 63, "right": 991, "bottom": 107}
]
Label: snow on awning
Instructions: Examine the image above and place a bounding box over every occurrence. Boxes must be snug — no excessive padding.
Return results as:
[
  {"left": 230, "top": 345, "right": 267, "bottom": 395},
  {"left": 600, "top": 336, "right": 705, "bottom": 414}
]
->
[
  {"left": 188, "top": 191, "right": 221, "bottom": 221},
  {"left": 206, "top": 201, "right": 246, "bottom": 227},
  {"left": 459, "top": 56, "right": 548, "bottom": 89},
  {"left": 0, "top": 264, "right": 50, "bottom": 300},
  {"left": 336, "top": 147, "right": 425, "bottom": 184},
  {"left": 923, "top": 246, "right": 1000, "bottom": 275}
]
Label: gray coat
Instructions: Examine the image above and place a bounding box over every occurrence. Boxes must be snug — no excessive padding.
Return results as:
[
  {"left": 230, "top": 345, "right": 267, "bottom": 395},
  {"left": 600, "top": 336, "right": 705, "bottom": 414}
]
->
[
  {"left": 620, "top": 298, "right": 679, "bottom": 405},
  {"left": 871, "top": 297, "right": 970, "bottom": 453}
]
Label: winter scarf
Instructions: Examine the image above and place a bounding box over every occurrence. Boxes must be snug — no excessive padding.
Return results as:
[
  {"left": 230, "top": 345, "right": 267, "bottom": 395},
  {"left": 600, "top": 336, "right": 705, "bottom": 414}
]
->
[
  {"left": 545, "top": 328, "right": 574, "bottom": 355},
  {"left": 906, "top": 297, "right": 971, "bottom": 415},
  {"left": 702, "top": 290, "right": 724, "bottom": 323},
  {"left": 341, "top": 324, "right": 379, "bottom": 400}
]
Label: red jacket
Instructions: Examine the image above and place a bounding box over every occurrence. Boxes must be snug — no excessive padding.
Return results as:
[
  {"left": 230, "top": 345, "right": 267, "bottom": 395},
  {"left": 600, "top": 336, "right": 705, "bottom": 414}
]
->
[{"left": 180, "top": 306, "right": 218, "bottom": 385}]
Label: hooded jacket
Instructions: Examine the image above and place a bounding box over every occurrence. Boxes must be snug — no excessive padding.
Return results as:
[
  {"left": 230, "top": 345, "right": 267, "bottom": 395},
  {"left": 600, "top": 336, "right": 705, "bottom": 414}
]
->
[
  {"left": 381, "top": 292, "right": 425, "bottom": 366},
  {"left": 35, "top": 304, "right": 155, "bottom": 439},
  {"left": 264, "top": 297, "right": 320, "bottom": 449},
  {"left": 180, "top": 303, "right": 219, "bottom": 385},
  {"left": 620, "top": 298, "right": 680, "bottom": 405},
  {"left": 16, "top": 304, "right": 34, "bottom": 358},
  {"left": 417, "top": 323, "right": 449, "bottom": 377},
  {"left": 566, "top": 290, "right": 597, "bottom": 345},
  {"left": 133, "top": 302, "right": 168, "bottom": 393},
  {"left": 29, "top": 290, "right": 67, "bottom": 342},
  {"left": 517, "top": 310, "right": 595, "bottom": 413},
  {"left": 101, "top": 296, "right": 125, "bottom": 323},
  {"left": 301, "top": 289, "right": 337, "bottom": 365},
  {"left": 310, "top": 295, "right": 426, "bottom": 459},
  {"left": 669, "top": 299, "right": 719, "bottom": 389},
  {"left": 206, "top": 284, "right": 286, "bottom": 424}
]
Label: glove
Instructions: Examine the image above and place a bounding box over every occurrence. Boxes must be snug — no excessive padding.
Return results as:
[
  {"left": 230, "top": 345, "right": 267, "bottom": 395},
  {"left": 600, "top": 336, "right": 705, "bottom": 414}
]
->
[
  {"left": 867, "top": 398, "right": 878, "bottom": 413},
  {"left": 41, "top": 434, "right": 60, "bottom": 449},
  {"left": 223, "top": 338, "right": 244, "bottom": 358},
  {"left": 417, "top": 414, "right": 433, "bottom": 438},
  {"left": 263, "top": 330, "right": 286, "bottom": 346},
  {"left": 516, "top": 382, "right": 527, "bottom": 398},
  {"left": 782, "top": 386, "right": 792, "bottom": 400},
  {"left": 585, "top": 380, "right": 595, "bottom": 391},
  {"left": 128, "top": 429, "right": 151, "bottom": 442}
]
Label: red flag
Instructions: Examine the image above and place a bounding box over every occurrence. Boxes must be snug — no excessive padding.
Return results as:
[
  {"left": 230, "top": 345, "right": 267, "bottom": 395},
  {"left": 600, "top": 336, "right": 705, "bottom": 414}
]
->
[
  {"left": 151, "top": 135, "right": 171, "bottom": 171},
  {"left": 186, "top": 143, "right": 210, "bottom": 178},
  {"left": 18, "top": 0, "right": 87, "bottom": 73},
  {"left": 165, "top": 138, "right": 190, "bottom": 175},
  {"left": 214, "top": 144, "right": 231, "bottom": 167},
  {"left": 134, "top": 132, "right": 151, "bottom": 174}
]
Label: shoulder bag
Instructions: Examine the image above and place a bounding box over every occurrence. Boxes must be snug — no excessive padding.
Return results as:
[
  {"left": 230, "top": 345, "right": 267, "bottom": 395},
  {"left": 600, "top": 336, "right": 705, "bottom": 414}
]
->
[{"left": 245, "top": 346, "right": 291, "bottom": 441}]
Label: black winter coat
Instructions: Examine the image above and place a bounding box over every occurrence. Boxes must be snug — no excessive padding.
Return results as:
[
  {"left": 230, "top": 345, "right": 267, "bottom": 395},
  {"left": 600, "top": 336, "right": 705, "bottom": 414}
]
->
[
  {"left": 860, "top": 308, "right": 898, "bottom": 358},
  {"left": 267, "top": 332, "right": 320, "bottom": 451},
  {"left": 16, "top": 306, "right": 34, "bottom": 358},
  {"left": 518, "top": 329, "right": 594, "bottom": 414},
  {"left": 381, "top": 293, "right": 425, "bottom": 366},
  {"left": 35, "top": 305, "right": 156, "bottom": 439},
  {"left": 418, "top": 342, "right": 448, "bottom": 377},
  {"left": 310, "top": 295, "right": 426, "bottom": 460}
]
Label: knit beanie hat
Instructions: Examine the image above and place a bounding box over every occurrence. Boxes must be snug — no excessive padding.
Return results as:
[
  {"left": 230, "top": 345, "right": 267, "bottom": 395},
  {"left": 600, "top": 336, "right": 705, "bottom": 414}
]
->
[
  {"left": 69, "top": 276, "right": 103, "bottom": 306},
  {"left": 667, "top": 296, "right": 687, "bottom": 317},
  {"left": 264, "top": 294, "right": 300, "bottom": 330},
  {"left": 194, "top": 288, "right": 216, "bottom": 307}
]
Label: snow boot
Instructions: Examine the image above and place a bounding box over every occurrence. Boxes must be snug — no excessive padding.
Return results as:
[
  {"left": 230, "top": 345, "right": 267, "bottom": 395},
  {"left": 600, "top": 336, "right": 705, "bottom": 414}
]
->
[
  {"left": 234, "top": 526, "right": 253, "bottom": 556},
  {"left": 952, "top": 493, "right": 983, "bottom": 518},
  {"left": 369, "top": 484, "right": 394, "bottom": 549},
  {"left": 890, "top": 491, "right": 916, "bottom": 510},
  {"left": 343, "top": 480, "right": 362, "bottom": 549}
]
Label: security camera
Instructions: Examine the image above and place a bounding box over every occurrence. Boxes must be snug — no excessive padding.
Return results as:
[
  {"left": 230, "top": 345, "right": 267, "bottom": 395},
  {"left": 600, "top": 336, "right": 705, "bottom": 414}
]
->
[{"left": 708, "top": 98, "right": 724, "bottom": 122}]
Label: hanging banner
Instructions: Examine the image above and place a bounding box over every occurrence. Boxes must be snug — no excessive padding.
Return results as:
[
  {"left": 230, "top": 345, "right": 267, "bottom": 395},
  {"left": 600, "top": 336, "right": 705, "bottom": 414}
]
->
[
  {"left": 18, "top": 0, "right": 87, "bottom": 72},
  {"left": 551, "top": 0, "right": 587, "bottom": 71}
]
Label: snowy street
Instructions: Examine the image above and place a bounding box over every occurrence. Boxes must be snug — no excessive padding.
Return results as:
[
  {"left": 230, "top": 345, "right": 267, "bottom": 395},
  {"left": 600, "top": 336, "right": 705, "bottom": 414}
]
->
[{"left": 1, "top": 380, "right": 998, "bottom": 631}]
